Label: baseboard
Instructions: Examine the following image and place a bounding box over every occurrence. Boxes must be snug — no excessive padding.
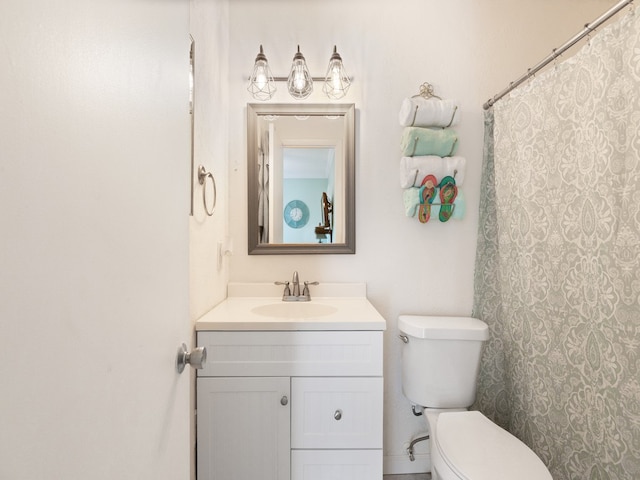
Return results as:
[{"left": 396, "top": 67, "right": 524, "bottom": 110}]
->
[{"left": 383, "top": 453, "right": 431, "bottom": 475}]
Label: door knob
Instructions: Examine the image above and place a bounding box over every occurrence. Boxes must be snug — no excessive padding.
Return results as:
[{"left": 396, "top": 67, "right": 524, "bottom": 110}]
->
[{"left": 176, "top": 343, "right": 207, "bottom": 373}]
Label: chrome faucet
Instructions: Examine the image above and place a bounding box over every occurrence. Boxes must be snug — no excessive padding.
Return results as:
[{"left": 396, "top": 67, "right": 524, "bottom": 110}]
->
[
  {"left": 291, "top": 271, "right": 300, "bottom": 297},
  {"left": 275, "top": 271, "right": 318, "bottom": 301}
]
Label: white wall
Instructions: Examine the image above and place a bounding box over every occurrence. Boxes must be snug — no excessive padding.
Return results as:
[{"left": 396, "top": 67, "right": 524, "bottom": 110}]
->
[
  {"left": 225, "top": 0, "right": 617, "bottom": 473},
  {"left": 189, "top": 4, "right": 229, "bottom": 475},
  {"left": 190, "top": 0, "right": 230, "bottom": 320}
]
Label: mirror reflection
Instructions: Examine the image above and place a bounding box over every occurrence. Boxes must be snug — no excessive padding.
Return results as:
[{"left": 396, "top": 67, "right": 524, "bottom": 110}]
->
[
  {"left": 282, "top": 147, "right": 335, "bottom": 243},
  {"left": 247, "top": 103, "right": 355, "bottom": 254}
]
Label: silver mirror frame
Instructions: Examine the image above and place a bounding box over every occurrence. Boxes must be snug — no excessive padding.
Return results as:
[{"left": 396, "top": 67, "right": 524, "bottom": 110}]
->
[{"left": 247, "top": 103, "right": 355, "bottom": 255}]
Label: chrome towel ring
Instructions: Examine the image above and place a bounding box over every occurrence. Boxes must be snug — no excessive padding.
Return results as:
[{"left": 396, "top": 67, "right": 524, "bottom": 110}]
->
[{"left": 198, "top": 165, "right": 216, "bottom": 216}]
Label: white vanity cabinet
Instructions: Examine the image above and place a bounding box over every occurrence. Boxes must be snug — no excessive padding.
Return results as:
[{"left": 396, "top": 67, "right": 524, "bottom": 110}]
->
[{"left": 196, "top": 330, "right": 384, "bottom": 480}]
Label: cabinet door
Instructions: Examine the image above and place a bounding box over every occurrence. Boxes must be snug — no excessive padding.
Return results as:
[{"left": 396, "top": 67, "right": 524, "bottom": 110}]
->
[{"left": 197, "top": 377, "right": 290, "bottom": 480}]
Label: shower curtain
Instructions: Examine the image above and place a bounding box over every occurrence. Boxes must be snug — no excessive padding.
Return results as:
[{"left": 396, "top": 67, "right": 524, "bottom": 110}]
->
[{"left": 474, "top": 10, "right": 640, "bottom": 480}]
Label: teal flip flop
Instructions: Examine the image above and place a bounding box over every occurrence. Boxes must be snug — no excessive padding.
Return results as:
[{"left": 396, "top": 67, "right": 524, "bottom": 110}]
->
[{"left": 438, "top": 176, "right": 458, "bottom": 222}]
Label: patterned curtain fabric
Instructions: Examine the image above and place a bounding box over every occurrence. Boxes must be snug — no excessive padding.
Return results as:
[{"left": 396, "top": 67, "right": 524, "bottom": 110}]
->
[{"left": 473, "top": 11, "right": 640, "bottom": 480}]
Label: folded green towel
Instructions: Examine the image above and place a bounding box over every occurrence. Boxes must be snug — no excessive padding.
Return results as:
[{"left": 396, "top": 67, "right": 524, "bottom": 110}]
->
[{"left": 400, "top": 127, "right": 458, "bottom": 157}]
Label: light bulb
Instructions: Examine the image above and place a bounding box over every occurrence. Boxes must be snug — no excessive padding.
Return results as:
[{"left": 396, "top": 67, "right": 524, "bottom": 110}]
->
[
  {"left": 323, "top": 46, "right": 350, "bottom": 100},
  {"left": 293, "top": 65, "right": 307, "bottom": 90},
  {"left": 287, "top": 46, "right": 313, "bottom": 99},
  {"left": 248, "top": 45, "right": 276, "bottom": 101}
]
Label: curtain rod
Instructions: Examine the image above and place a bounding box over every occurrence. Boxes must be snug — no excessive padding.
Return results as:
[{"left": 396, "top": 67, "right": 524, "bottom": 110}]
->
[{"left": 483, "top": 0, "right": 634, "bottom": 110}]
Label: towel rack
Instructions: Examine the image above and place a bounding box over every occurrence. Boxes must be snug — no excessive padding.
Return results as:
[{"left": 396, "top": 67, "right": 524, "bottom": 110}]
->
[
  {"left": 412, "top": 82, "right": 441, "bottom": 100},
  {"left": 198, "top": 165, "right": 216, "bottom": 216}
]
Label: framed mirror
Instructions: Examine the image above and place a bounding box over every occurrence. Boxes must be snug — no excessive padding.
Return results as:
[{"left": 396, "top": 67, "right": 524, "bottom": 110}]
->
[{"left": 247, "top": 103, "right": 355, "bottom": 254}]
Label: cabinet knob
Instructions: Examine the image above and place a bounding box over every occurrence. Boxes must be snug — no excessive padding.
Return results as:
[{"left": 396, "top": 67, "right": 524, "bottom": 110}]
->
[
  {"left": 334, "top": 409, "right": 342, "bottom": 421},
  {"left": 280, "top": 396, "right": 289, "bottom": 406}
]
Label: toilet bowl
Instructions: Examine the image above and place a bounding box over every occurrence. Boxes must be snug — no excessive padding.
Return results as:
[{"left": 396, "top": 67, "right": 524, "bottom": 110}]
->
[
  {"left": 426, "top": 410, "right": 552, "bottom": 480},
  {"left": 399, "top": 315, "right": 552, "bottom": 480}
]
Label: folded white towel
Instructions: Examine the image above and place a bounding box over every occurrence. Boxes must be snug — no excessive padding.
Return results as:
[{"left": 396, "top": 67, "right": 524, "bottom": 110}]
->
[
  {"left": 399, "top": 156, "right": 466, "bottom": 188},
  {"left": 399, "top": 97, "right": 460, "bottom": 128}
]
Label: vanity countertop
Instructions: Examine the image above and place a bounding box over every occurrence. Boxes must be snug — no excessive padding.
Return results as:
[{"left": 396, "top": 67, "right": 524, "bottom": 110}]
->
[{"left": 195, "top": 283, "right": 387, "bottom": 331}]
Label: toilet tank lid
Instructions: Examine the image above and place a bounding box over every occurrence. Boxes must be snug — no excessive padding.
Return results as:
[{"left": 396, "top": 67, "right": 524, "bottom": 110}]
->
[{"left": 398, "top": 315, "right": 489, "bottom": 341}]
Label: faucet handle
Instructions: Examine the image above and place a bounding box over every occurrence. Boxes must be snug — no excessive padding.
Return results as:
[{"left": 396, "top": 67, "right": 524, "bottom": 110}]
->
[
  {"left": 302, "top": 281, "right": 319, "bottom": 297},
  {"left": 275, "top": 281, "right": 291, "bottom": 296}
]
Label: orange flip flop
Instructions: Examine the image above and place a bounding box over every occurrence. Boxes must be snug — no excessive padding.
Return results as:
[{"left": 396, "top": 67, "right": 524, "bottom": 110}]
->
[{"left": 418, "top": 175, "right": 438, "bottom": 223}]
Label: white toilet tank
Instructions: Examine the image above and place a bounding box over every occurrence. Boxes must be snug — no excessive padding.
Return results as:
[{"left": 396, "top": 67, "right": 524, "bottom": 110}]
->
[{"left": 399, "top": 315, "right": 489, "bottom": 408}]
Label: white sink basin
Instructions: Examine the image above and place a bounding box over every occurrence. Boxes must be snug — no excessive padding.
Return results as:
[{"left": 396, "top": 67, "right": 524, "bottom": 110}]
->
[
  {"left": 195, "top": 283, "right": 387, "bottom": 331},
  {"left": 251, "top": 302, "right": 338, "bottom": 318}
]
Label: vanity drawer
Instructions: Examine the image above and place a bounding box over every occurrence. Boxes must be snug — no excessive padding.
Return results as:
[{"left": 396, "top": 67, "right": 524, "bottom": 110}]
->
[
  {"left": 197, "top": 331, "right": 383, "bottom": 377},
  {"left": 291, "top": 449, "right": 382, "bottom": 480},
  {"left": 291, "top": 377, "right": 383, "bottom": 449}
]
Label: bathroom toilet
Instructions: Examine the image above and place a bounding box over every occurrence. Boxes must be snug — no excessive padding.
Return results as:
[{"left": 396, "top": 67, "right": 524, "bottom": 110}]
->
[{"left": 399, "top": 315, "right": 552, "bottom": 480}]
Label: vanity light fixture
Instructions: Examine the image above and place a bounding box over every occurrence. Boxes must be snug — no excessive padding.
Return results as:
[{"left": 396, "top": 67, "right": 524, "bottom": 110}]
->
[
  {"left": 287, "top": 46, "right": 313, "bottom": 99},
  {"left": 247, "top": 45, "right": 277, "bottom": 101},
  {"left": 322, "top": 46, "right": 351, "bottom": 100},
  {"left": 248, "top": 45, "right": 352, "bottom": 101}
]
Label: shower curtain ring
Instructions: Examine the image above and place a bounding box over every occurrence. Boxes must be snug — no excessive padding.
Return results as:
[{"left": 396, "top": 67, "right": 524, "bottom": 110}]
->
[{"left": 585, "top": 23, "right": 594, "bottom": 45}]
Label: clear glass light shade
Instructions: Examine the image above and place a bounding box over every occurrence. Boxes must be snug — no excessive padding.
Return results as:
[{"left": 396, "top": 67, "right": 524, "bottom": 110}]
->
[
  {"left": 248, "top": 45, "right": 276, "bottom": 101},
  {"left": 322, "top": 46, "right": 351, "bottom": 100},
  {"left": 287, "top": 46, "right": 313, "bottom": 99}
]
